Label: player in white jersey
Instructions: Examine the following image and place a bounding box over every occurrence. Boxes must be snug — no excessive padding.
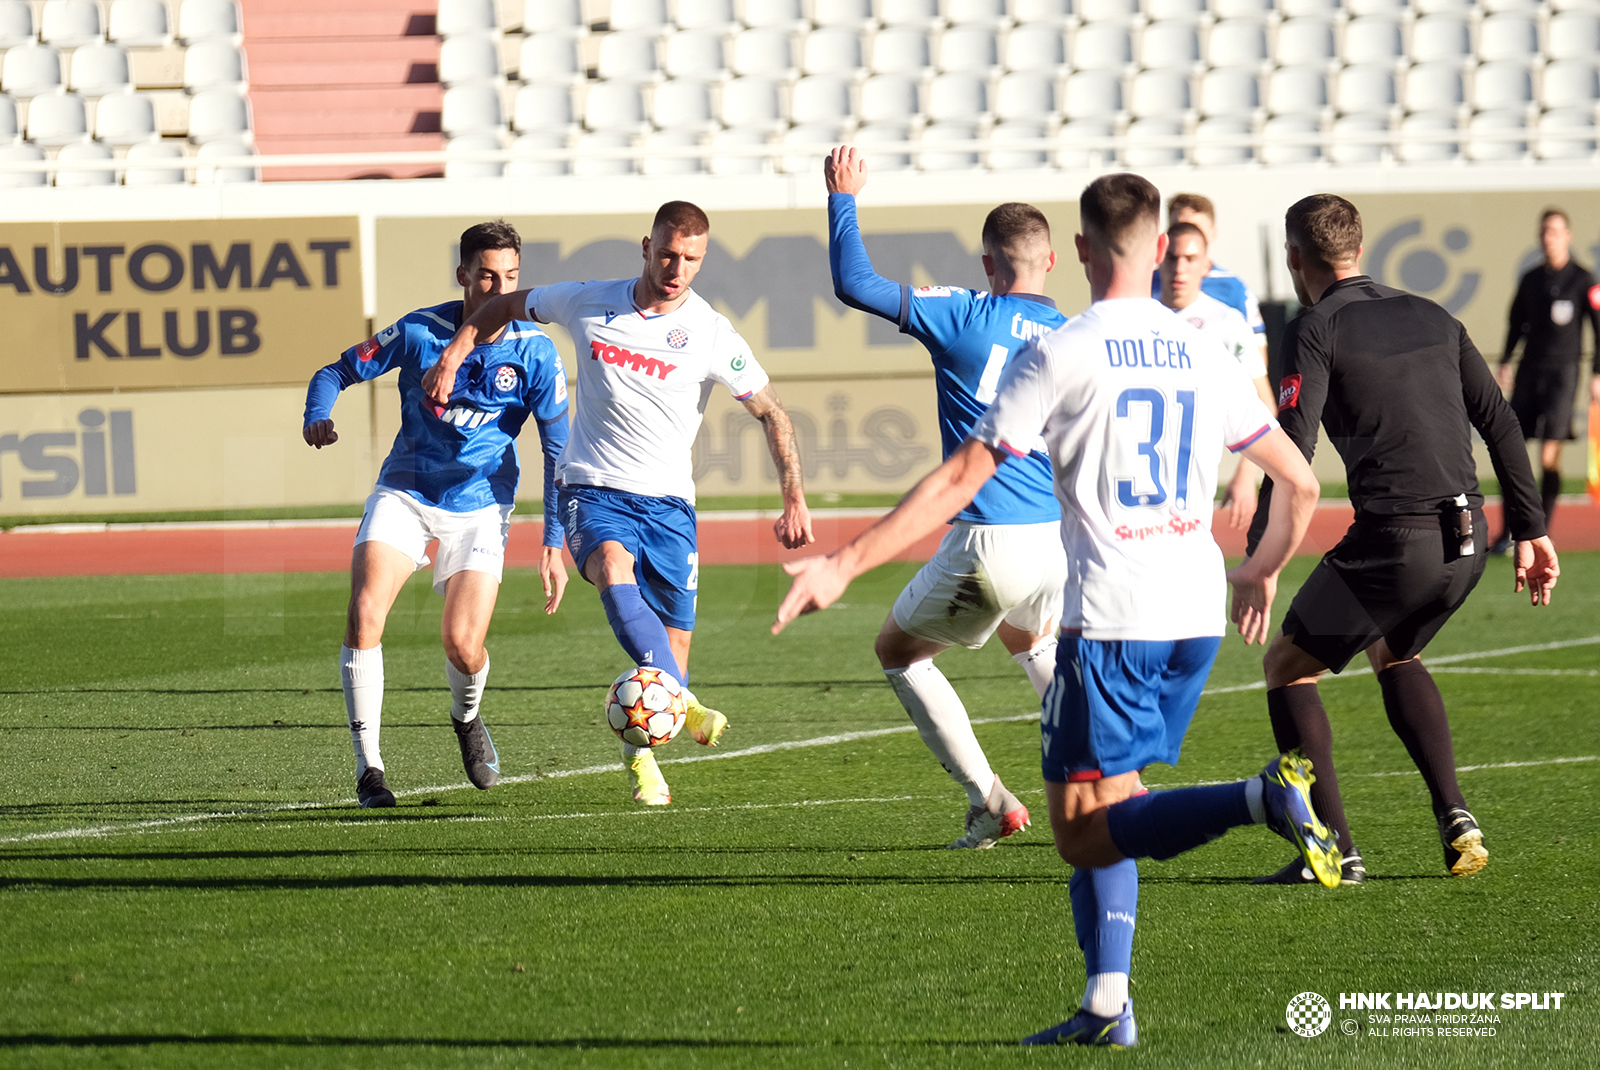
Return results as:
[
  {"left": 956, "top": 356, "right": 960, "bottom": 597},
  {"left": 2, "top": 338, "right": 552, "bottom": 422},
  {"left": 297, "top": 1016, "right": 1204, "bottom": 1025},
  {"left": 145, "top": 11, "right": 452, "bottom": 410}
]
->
[
  {"left": 424, "top": 201, "right": 814, "bottom": 806},
  {"left": 774, "top": 174, "right": 1339, "bottom": 1048},
  {"left": 1160, "top": 221, "right": 1279, "bottom": 532}
]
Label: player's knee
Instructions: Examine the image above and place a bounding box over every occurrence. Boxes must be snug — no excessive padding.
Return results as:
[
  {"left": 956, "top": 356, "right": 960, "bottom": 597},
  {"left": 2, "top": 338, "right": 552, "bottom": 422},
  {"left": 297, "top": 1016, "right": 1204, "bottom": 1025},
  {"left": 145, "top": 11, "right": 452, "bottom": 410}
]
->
[{"left": 440, "top": 626, "right": 484, "bottom": 670}]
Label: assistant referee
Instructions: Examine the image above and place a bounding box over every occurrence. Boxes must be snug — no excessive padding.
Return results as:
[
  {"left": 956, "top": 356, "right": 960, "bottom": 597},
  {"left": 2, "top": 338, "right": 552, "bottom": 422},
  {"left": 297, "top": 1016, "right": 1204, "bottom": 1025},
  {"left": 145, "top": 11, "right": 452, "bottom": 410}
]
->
[
  {"left": 1490, "top": 207, "right": 1600, "bottom": 552},
  {"left": 1246, "top": 194, "right": 1560, "bottom": 884}
]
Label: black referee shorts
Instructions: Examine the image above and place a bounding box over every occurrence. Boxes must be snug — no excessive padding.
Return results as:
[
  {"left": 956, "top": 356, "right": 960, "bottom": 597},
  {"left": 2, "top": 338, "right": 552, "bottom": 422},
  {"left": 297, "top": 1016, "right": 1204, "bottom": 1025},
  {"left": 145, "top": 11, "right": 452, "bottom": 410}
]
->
[
  {"left": 1282, "top": 510, "right": 1488, "bottom": 673},
  {"left": 1510, "top": 358, "right": 1579, "bottom": 442}
]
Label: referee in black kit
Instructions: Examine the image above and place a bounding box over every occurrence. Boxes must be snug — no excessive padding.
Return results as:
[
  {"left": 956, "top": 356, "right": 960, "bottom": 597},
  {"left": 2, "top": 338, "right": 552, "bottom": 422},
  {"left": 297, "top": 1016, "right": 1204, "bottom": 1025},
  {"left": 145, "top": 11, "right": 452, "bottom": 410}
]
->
[
  {"left": 1489, "top": 207, "right": 1600, "bottom": 553},
  {"left": 1243, "top": 194, "right": 1561, "bottom": 885}
]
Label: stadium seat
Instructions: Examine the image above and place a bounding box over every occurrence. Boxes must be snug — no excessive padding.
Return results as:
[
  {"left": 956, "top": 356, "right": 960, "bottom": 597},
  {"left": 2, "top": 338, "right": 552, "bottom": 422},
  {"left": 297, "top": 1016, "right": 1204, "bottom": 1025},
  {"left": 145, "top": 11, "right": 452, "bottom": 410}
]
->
[
  {"left": 1397, "top": 110, "right": 1458, "bottom": 161},
  {"left": 1410, "top": 16, "right": 1471, "bottom": 64},
  {"left": 946, "top": 0, "right": 1008, "bottom": 30},
  {"left": 440, "top": 83, "right": 503, "bottom": 135},
  {"left": 524, "top": 0, "right": 585, "bottom": 36},
  {"left": 1413, "top": 0, "right": 1473, "bottom": 12},
  {"left": 663, "top": 31, "right": 727, "bottom": 80},
  {"left": 1009, "top": 0, "right": 1070, "bottom": 27},
  {"left": 444, "top": 132, "right": 504, "bottom": 178},
  {"left": 801, "top": 28, "right": 864, "bottom": 76},
  {"left": 186, "top": 87, "right": 249, "bottom": 141},
  {"left": 1122, "top": 116, "right": 1184, "bottom": 166},
  {"left": 440, "top": 33, "right": 501, "bottom": 86},
  {"left": 182, "top": 41, "right": 246, "bottom": 91},
  {"left": 584, "top": 82, "right": 647, "bottom": 130},
  {"left": 1063, "top": 69, "right": 1123, "bottom": 119},
  {"left": 122, "top": 138, "right": 185, "bottom": 184},
  {"left": 939, "top": 27, "right": 998, "bottom": 73},
  {"left": 1210, "top": 0, "right": 1271, "bottom": 17},
  {"left": 675, "top": 0, "right": 738, "bottom": 32},
  {"left": 1541, "top": 60, "right": 1600, "bottom": 109},
  {"left": 1479, "top": 15, "right": 1538, "bottom": 63},
  {"left": 859, "top": 73, "right": 918, "bottom": 122},
  {"left": 652, "top": 78, "right": 716, "bottom": 130},
  {"left": 596, "top": 31, "right": 662, "bottom": 83},
  {"left": 1483, "top": 0, "right": 1539, "bottom": 11},
  {"left": 1199, "top": 67, "right": 1259, "bottom": 116},
  {"left": 780, "top": 122, "right": 846, "bottom": 172},
  {"left": 708, "top": 126, "right": 770, "bottom": 174},
  {"left": 194, "top": 136, "right": 256, "bottom": 181},
  {"left": 1336, "top": 64, "right": 1397, "bottom": 114},
  {"left": 918, "top": 121, "right": 982, "bottom": 170},
  {"left": 1072, "top": 23, "right": 1132, "bottom": 71},
  {"left": 1346, "top": 0, "right": 1406, "bottom": 13},
  {"left": 1130, "top": 69, "right": 1191, "bottom": 117},
  {"left": 1342, "top": 17, "right": 1403, "bottom": 66},
  {"left": 719, "top": 75, "right": 784, "bottom": 130},
  {"left": 1467, "top": 109, "right": 1527, "bottom": 160},
  {"left": 1260, "top": 114, "right": 1320, "bottom": 162},
  {"left": 26, "top": 90, "right": 88, "bottom": 145},
  {"left": 507, "top": 131, "right": 568, "bottom": 176},
  {"left": 1056, "top": 117, "right": 1114, "bottom": 168},
  {"left": 1546, "top": 13, "right": 1600, "bottom": 61},
  {"left": 69, "top": 43, "right": 131, "bottom": 96},
  {"left": 1267, "top": 67, "right": 1327, "bottom": 114},
  {"left": 729, "top": 28, "right": 794, "bottom": 79},
  {"left": 1193, "top": 115, "right": 1253, "bottom": 164},
  {"left": 1329, "top": 113, "right": 1389, "bottom": 162},
  {"left": 813, "top": 0, "right": 874, "bottom": 30},
  {"left": 0, "top": 1, "right": 33, "bottom": 49},
  {"left": 437, "top": 0, "right": 498, "bottom": 36},
  {"left": 512, "top": 82, "right": 574, "bottom": 132},
  {"left": 987, "top": 120, "right": 1050, "bottom": 168},
  {"left": 1473, "top": 61, "right": 1533, "bottom": 111},
  {"left": 1002, "top": 23, "right": 1065, "bottom": 73},
  {"left": 642, "top": 128, "right": 705, "bottom": 174},
  {"left": 55, "top": 138, "right": 115, "bottom": 186},
  {"left": 177, "top": 0, "right": 239, "bottom": 43},
  {"left": 0, "top": 140, "right": 46, "bottom": 187},
  {"left": 1274, "top": 18, "right": 1336, "bottom": 67},
  {"left": 1144, "top": 0, "right": 1205, "bottom": 20},
  {"left": 1536, "top": 108, "right": 1596, "bottom": 159},
  {"left": 573, "top": 130, "right": 636, "bottom": 174},
  {"left": 790, "top": 74, "right": 852, "bottom": 124},
  {"left": 878, "top": 0, "right": 941, "bottom": 28},
  {"left": 108, "top": 0, "right": 168, "bottom": 47},
  {"left": 608, "top": 0, "right": 669, "bottom": 33},
  {"left": 1078, "top": 0, "right": 1137, "bottom": 22},
  {"left": 521, "top": 34, "right": 585, "bottom": 82},
  {"left": 853, "top": 121, "right": 913, "bottom": 169},
  {"left": 1140, "top": 21, "right": 1200, "bottom": 70},
  {"left": 1206, "top": 20, "right": 1268, "bottom": 68},
  {"left": 2, "top": 45, "right": 63, "bottom": 98},
  {"left": 40, "top": 0, "right": 101, "bottom": 48},
  {"left": 871, "top": 28, "right": 931, "bottom": 76},
  {"left": 1278, "top": 0, "right": 1338, "bottom": 16},
  {"left": 1404, "top": 62, "right": 1465, "bottom": 111},
  {"left": 94, "top": 90, "right": 157, "bottom": 143},
  {"left": 993, "top": 71, "right": 1055, "bottom": 122},
  {"left": 743, "top": 0, "right": 807, "bottom": 31},
  {"left": 926, "top": 72, "right": 987, "bottom": 120},
  {"left": 0, "top": 92, "right": 15, "bottom": 138}
]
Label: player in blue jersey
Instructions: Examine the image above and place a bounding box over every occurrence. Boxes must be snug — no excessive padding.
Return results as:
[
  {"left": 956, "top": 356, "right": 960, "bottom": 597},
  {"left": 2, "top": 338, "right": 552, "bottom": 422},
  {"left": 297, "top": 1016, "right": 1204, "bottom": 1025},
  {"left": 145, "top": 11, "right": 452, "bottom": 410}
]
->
[
  {"left": 303, "top": 220, "right": 570, "bottom": 808},
  {"left": 826, "top": 146, "right": 1070, "bottom": 849}
]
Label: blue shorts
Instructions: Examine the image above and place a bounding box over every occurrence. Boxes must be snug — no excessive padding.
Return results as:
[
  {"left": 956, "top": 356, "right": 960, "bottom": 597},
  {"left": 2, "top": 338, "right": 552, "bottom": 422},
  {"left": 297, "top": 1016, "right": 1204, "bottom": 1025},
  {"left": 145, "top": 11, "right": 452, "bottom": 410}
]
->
[
  {"left": 1040, "top": 634, "right": 1222, "bottom": 782},
  {"left": 558, "top": 483, "right": 699, "bottom": 630}
]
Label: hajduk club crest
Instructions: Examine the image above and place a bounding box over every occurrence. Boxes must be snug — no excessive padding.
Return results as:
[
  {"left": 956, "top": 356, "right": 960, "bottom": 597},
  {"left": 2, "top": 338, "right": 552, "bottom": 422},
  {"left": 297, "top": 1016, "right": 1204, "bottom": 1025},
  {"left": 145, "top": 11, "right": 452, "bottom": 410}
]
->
[{"left": 666, "top": 328, "right": 689, "bottom": 349}]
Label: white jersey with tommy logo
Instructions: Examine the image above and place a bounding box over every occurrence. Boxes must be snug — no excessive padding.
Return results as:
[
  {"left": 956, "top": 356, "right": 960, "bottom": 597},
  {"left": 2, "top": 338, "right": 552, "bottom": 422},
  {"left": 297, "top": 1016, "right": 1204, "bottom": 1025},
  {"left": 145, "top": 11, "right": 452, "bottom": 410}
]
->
[
  {"left": 972, "top": 297, "right": 1277, "bottom": 641},
  {"left": 1171, "top": 292, "right": 1268, "bottom": 381},
  {"left": 526, "top": 278, "right": 769, "bottom": 501}
]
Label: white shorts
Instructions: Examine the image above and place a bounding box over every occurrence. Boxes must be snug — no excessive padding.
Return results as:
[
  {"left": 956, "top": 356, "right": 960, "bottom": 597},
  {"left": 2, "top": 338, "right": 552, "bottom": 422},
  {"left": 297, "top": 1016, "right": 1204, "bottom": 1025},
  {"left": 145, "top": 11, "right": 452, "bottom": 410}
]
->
[
  {"left": 892, "top": 520, "right": 1067, "bottom": 650},
  {"left": 354, "top": 486, "right": 513, "bottom": 595}
]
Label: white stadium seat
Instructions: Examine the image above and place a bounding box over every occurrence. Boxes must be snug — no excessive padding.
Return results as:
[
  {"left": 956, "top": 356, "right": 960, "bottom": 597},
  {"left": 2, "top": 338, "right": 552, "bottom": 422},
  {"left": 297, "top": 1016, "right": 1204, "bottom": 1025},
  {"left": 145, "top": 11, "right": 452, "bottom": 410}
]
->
[
  {"left": 729, "top": 28, "right": 793, "bottom": 78},
  {"left": 27, "top": 90, "right": 88, "bottom": 145},
  {"left": 1002, "top": 23, "right": 1065, "bottom": 72},
  {"left": 742, "top": 0, "right": 807, "bottom": 31},
  {"left": 438, "top": 33, "right": 501, "bottom": 86},
  {"left": 1267, "top": 67, "right": 1327, "bottom": 114},
  {"left": 707, "top": 126, "right": 770, "bottom": 175},
  {"left": 1193, "top": 116, "right": 1253, "bottom": 164},
  {"left": 987, "top": 121, "right": 1051, "bottom": 170},
  {"left": 0, "top": 141, "right": 46, "bottom": 187},
  {"left": 718, "top": 75, "right": 784, "bottom": 129},
  {"left": 573, "top": 130, "right": 635, "bottom": 175},
  {"left": 1478, "top": 15, "right": 1538, "bottom": 63},
  {"left": 1056, "top": 117, "right": 1114, "bottom": 168},
  {"left": 1345, "top": 0, "right": 1405, "bottom": 13},
  {"left": 1279, "top": 0, "right": 1338, "bottom": 16},
  {"left": 1546, "top": 14, "right": 1600, "bottom": 61},
  {"left": 94, "top": 89, "right": 159, "bottom": 144},
  {"left": 1414, "top": 0, "right": 1473, "bottom": 13},
  {"left": 1483, "top": 0, "right": 1539, "bottom": 11},
  {"left": 1274, "top": 18, "right": 1336, "bottom": 66},
  {"left": 609, "top": 0, "right": 669, "bottom": 33},
  {"left": 584, "top": 82, "right": 647, "bottom": 130},
  {"left": 1404, "top": 63, "right": 1464, "bottom": 111},
  {"left": 871, "top": 28, "right": 931, "bottom": 75},
  {"left": 123, "top": 139, "right": 186, "bottom": 184},
  {"left": 0, "top": 1, "right": 33, "bottom": 49},
  {"left": 1397, "top": 110, "right": 1458, "bottom": 161},
  {"left": 790, "top": 74, "right": 852, "bottom": 124},
  {"left": 1536, "top": 108, "right": 1596, "bottom": 160},
  {"left": 674, "top": 0, "right": 738, "bottom": 33},
  {"left": 812, "top": 0, "right": 874, "bottom": 30},
  {"left": 512, "top": 82, "right": 575, "bottom": 131},
  {"left": 642, "top": 129, "right": 705, "bottom": 174},
  {"left": 0, "top": 92, "right": 15, "bottom": 138},
  {"left": 878, "top": 0, "right": 941, "bottom": 29},
  {"left": 652, "top": 78, "right": 716, "bottom": 130},
  {"left": 108, "top": 0, "right": 169, "bottom": 47},
  {"left": 1260, "top": 114, "right": 1320, "bottom": 163},
  {"left": 918, "top": 122, "right": 982, "bottom": 170},
  {"left": 183, "top": 41, "right": 247, "bottom": 91},
  {"left": 1122, "top": 116, "right": 1184, "bottom": 166},
  {"left": 40, "top": 0, "right": 101, "bottom": 48},
  {"left": 994, "top": 71, "right": 1055, "bottom": 122},
  {"left": 780, "top": 124, "right": 850, "bottom": 177},
  {"left": 1140, "top": 21, "right": 1200, "bottom": 69},
  {"left": 1072, "top": 23, "right": 1132, "bottom": 70},
  {"left": 178, "top": 0, "right": 239, "bottom": 43},
  {"left": 1336, "top": 64, "right": 1396, "bottom": 114},
  {"left": 1210, "top": 0, "right": 1270, "bottom": 17},
  {"left": 1078, "top": 0, "right": 1137, "bottom": 23},
  {"left": 1329, "top": 113, "right": 1389, "bottom": 162},
  {"left": 859, "top": 74, "right": 918, "bottom": 122},
  {"left": 801, "top": 29, "right": 863, "bottom": 76},
  {"left": 437, "top": 0, "right": 497, "bottom": 36},
  {"left": 596, "top": 31, "right": 662, "bottom": 83},
  {"left": 444, "top": 132, "right": 505, "bottom": 178},
  {"left": 1199, "top": 67, "right": 1259, "bottom": 116},
  {"left": 1207, "top": 20, "right": 1268, "bottom": 68},
  {"left": 1541, "top": 60, "right": 1600, "bottom": 109},
  {"left": 926, "top": 71, "right": 987, "bottom": 121},
  {"left": 69, "top": 43, "right": 131, "bottom": 96},
  {"left": 1130, "top": 69, "right": 1191, "bottom": 117},
  {"left": 524, "top": 0, "right": 585, "bottom": 35},
  {"left": 1342, "top": 18, "right": 1403, "bottom": 66},
  {"left": 520, "top": 34, "right": 584, "bottom": 82},
  {"left": 1410, "top": 16, "right": 1471, "bottom": 64},
  {"left": 441, "top": 84, "right": 502, "bottom": 135},
  {"left": 55, "top": 139, "right": 116, "bottom": 186},
  {"left": 2, "top": 45, "right": 63, "bottom": 98},
  {"left": 1009, "top": 0, "right": 1070, "bottom": 27},
  {"left": 1467, "top": 109, "right": 1526, "bottom": 160},
  {"left": 1063, "top": 69, "right": 1122, "bottom": 119},
  {"left": 662, "top": 31, "right": 728, "bottom": 81},
  {"left": 186, "top": 87, "right": 249, "bottom": 141},
  {"left": 853, "top": 121, "right": 913, "bottom": 170},
  {"left": 507, "top": 132, "right": 568, "bottom": 177},
  {"left": 1473, "top": 62, "right": 1533, "bottom": 110},
  {"left": 946, "top": 0, "right": 1008, "bottom": 29},
  {"left": 1144, "top": 0, "right": 1205, "bottom": 20},
  {"left": 939, "top": 27, "right": 998, "bottom": 73}
]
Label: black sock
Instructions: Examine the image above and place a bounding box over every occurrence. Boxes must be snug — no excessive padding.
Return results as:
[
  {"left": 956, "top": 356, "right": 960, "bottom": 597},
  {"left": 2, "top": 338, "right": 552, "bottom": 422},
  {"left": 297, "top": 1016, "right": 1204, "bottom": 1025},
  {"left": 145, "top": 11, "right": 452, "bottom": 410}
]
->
[
  {"left": 1266, "top": 683, "right": 1353, "bottom": 854},
  {"left": 1541, "top": 468, "right": 1561, "bottom": 529},
  {"left": 1377, "top": 660, "right": 1466, "bottom": 820}
]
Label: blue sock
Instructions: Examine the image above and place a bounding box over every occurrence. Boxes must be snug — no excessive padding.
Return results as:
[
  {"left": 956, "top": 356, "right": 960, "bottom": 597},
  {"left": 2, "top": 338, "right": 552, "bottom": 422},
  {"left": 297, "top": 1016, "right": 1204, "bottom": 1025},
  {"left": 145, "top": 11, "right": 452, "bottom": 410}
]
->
[
  {"left": 1105, "top": 782, "right": 1253, "bottom": 861},
  {"left": 599, "top": 584, "right": 682, "bottom": 682},
  {"left": 1089, "top": 859, "right": 1138, "bottom": 978},
  {"left": 1068, "top": 867, "right": 1099, "bottom": 976}
]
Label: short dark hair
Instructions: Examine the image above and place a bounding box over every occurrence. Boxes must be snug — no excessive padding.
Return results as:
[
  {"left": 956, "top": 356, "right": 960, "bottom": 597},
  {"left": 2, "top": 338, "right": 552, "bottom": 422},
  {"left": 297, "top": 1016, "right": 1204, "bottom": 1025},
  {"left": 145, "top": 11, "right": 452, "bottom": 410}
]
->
[
  {"left": 981, "top": 202, "right": 1052, "bottom": 258},
  {"left": 459, "top": 219, "right": 520, "bottom": 271},
  {"left": 1285, "top": 194, "right": 1362, "bottom": 269},
  {"left": 1165, "top": 220, "right": 1207, "bottom": 251},
  {"left": 1167, "top": 192, "right": 1216, "bottom": 223},
  {"left": 652, "top": 200, "right": 711, "bottom": 237},
  {"left": 1540, "top": 207, "right": 1571, "bottom": 229},
  {"left": 1079, "top": 174, "right": 1162, "bottom": 253}
]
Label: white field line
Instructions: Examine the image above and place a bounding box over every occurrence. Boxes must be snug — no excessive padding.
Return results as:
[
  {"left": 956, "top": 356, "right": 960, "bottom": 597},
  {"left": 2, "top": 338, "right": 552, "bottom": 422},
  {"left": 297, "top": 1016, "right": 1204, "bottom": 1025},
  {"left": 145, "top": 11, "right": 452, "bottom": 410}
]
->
[{"left": 2, "top": 636, "right": 1596, "bottom": 846}]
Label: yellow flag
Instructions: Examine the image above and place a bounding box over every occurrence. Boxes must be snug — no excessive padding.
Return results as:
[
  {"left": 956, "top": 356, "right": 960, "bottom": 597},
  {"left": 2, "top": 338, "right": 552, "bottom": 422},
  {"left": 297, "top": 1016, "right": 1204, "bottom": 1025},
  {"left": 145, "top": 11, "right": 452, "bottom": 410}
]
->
[{"left": 1589, "top": 400, "right": 1600, "bottom": 505}]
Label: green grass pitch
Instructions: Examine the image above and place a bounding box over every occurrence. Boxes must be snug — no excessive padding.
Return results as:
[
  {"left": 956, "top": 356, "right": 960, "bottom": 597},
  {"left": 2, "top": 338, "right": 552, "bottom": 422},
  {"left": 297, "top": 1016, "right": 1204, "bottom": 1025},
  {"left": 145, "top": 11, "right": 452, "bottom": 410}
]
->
[{"left": 1, "top": 553, "right": 1596, "bottom": 1069}]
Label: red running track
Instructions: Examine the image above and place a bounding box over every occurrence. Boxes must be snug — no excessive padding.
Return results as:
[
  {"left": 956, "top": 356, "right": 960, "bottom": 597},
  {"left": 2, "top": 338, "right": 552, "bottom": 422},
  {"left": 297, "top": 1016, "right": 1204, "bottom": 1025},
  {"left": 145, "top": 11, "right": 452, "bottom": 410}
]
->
[{"left": 1, "top": 502, "right": 1595, "bottom": 579}]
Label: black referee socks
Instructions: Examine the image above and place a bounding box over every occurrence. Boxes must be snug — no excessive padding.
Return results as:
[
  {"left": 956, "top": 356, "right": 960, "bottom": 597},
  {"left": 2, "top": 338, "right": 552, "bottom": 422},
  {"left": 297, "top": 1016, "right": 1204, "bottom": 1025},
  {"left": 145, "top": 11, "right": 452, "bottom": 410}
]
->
[
  {"left": 1266, "top": 683, "right": 1354, "bottom": 855},
  {"left": 1377, "top": 659, "right": 1468, "bottom": 821},
  {"left": 1541, "top": 469, "right": 1562, "bottom": 530}
]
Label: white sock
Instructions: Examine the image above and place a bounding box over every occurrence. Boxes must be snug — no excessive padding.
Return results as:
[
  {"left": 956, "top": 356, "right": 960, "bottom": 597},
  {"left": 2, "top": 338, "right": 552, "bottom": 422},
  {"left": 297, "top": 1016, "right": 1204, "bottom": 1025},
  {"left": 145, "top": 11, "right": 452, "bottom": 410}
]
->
[
  {"left": 1244, "top": 777, "right": 1266, "bottom": 824},
  {"left": 885, "top": 660, "right": 994, "bottom": 806},
  {"left": 447, "top": 655, "right": 489, "bottom": 723},
  {"left": 1012, "top": 636, "right": 1059, "bottom": 699},
  {"left": 621, "top": 741, "right": 651, "bottom": 760},
  {"left": 341, "top": 644, "right": 384, "bottom": 776},
  {"left": 1084, "top": 972, "right": 1130, "bottom": 1017}
]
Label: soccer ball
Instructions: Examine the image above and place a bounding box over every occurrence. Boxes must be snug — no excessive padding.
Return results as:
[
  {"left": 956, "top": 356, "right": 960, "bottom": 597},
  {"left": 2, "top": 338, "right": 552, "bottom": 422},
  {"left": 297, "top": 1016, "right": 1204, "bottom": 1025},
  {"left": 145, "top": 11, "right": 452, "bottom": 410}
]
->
[{"left": 605, "top": 666, "right": 687, "bottom": 748}]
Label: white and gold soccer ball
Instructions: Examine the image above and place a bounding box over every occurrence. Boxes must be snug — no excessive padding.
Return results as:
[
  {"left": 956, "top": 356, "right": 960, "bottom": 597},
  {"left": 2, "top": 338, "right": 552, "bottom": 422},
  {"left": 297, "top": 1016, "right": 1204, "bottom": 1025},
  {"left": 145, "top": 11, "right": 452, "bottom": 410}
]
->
[{"left": 605, "top": 666, "right": 687, "bottom": 748}]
